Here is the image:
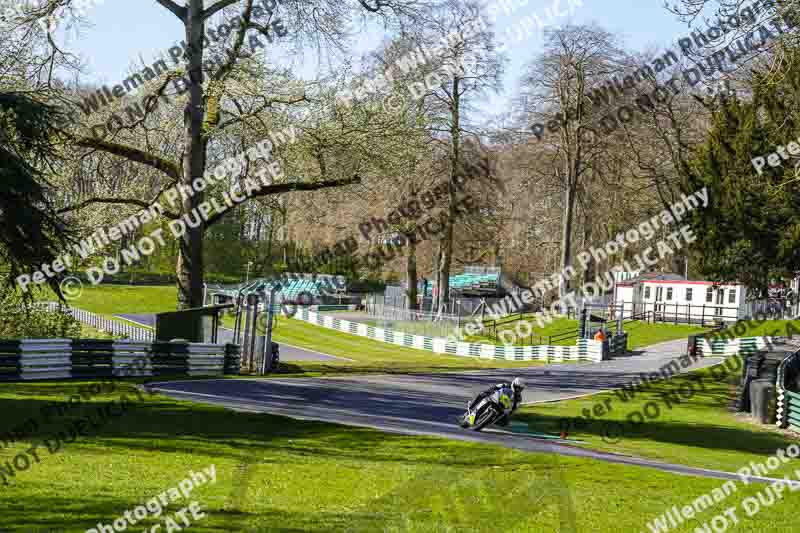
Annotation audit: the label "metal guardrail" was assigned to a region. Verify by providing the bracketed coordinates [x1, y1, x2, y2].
[0, 339, 241, 381]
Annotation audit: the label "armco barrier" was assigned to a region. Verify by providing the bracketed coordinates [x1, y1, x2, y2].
[0, 339, 238, 381]
[290, 308, 623, 362]
[112, 341, 154, 377]
[0, 341, 21, 380]
[19, 339, 72, 380]
[71, 339, 114, 377]
[224, 344, 242, 374]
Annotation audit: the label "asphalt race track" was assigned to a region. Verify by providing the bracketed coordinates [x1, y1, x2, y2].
[147, 339, 783, 484]
[116, 313, 156, 327]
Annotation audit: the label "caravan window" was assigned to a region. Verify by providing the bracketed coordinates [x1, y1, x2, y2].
[666, 288, 673, 301]
[706, 287, 713, 302]
[644, 286, 651, 299]
[729, 289, 736, 304]
[686, 288, 693, 301]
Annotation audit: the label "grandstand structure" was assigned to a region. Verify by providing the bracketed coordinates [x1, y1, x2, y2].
[422, 268, 502, 299]
[205, 273, 349, 307]
[380, 266, 524, 316]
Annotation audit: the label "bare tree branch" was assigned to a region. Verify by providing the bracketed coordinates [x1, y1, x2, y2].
[205, 174, 362, 226]
[56, 196, 178, 219]
[201, 0, 241, 20]
[357, 0, 384, 13]
[74, 137, 182, 181]
[154, 0, 188, 21]
[217, 93, 307, 130]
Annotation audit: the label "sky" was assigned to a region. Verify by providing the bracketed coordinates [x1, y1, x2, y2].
[65, 0, 693, 119]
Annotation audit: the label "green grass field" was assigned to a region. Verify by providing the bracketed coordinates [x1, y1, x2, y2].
[55, 285, 704, 352]
[43, 284, 177, 319]
[712, 319, 800, 339]
[1, 380, 798, 532]
[622, 320, 707, 349]
[517, 358, 797, 476]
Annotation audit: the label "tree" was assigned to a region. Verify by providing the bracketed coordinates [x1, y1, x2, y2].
[360, 37, 444, 310]
[14, 0, 424, 309]
[409, 0, 504, 314]
[0, 92, 73, 295]
[0, 279, 81, 338]
[680, 48, 800, 294]
[521, 24, 624, 301]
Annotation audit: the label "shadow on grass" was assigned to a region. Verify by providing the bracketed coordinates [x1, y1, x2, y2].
[0, 382, 578, 531]
[515, 371, 789, 459]
[515, 410, 789, 457]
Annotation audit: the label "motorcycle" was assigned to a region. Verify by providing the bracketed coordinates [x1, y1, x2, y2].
[459, 386, 514, 431]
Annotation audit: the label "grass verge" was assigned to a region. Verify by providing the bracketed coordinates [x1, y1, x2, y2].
[0, 380, 798, 532]
[516, 356, 798, 476]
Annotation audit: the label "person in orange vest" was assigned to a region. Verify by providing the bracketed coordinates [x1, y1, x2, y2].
[594, 328, 606, 342]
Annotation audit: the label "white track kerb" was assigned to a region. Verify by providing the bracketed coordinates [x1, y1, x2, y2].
[15, 127, 298, 295]
[86, 464, 216, 533]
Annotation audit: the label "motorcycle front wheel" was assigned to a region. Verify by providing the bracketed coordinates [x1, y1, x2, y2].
[471, 404, 499, 431]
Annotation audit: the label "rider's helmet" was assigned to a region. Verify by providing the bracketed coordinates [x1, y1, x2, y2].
[512, 377, 525, 392]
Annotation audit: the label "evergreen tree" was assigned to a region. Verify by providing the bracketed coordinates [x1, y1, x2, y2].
[681, 52, 800, 295]
[0, 92, 72, 296]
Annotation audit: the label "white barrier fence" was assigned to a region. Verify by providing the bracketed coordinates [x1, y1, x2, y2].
[42, 302, 154, 341]
[291, 308, 624, 362]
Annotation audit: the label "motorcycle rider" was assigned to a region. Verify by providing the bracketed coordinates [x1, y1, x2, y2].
[465, 377, 525, 427]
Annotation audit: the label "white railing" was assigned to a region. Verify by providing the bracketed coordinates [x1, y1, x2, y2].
[290, 307, 612, 363]
[42, 302, 155, 341]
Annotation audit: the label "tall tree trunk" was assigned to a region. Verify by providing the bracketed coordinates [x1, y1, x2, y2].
[559, 179, 576, 300]
[176, 0, 207, 309]
[406, 240, 418, 310]
[556, 63, 585, 306]
[432, 241, 442, 312]
[581, 210, 594, 305]
[437, 76, 461, 316]
[266, 217, 274, 262]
